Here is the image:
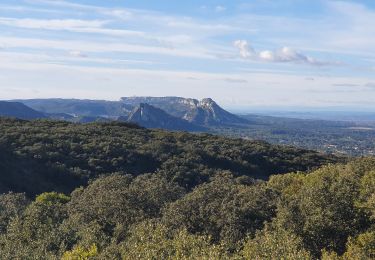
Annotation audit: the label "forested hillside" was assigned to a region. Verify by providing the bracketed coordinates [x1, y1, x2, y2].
[0, 155, 374, 259]
[2, 118, 373, 259]
[0, 118, 337, 196]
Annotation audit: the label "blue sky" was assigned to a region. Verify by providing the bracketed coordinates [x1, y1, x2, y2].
[1, 0, 375, 109]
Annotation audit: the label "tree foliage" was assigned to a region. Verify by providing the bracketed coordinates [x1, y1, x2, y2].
[0, 118, 374, 259]
[240, 225, 312, 260]
[120, 221, 226, 260]
[0, 118, 338, 195]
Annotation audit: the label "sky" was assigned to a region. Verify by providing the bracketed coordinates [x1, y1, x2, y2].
[1, 0, 375, 110]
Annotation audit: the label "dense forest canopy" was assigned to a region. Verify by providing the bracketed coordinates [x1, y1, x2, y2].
[0, 117, 338, 196]
[0, 118, 374, 259]
[0, 157, 374, 258]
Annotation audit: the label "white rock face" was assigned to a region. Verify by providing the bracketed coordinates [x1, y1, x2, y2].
[180, 98, 199, 108]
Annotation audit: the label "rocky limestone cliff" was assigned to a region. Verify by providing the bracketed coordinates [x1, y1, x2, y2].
[124, 103, 205, 131]
[121, 96, 248, 126]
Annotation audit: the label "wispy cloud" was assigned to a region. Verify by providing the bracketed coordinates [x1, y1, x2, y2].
[1, 0, 375, 107]
[0, 17, 146, 37]
[0, 17, 107, 30]
[0, 36, 216, 59]
[1, 50, 374, 107]
[24, 0, 99, 10]
[0, 4, 66, 14]
[215, 6, 226, 12]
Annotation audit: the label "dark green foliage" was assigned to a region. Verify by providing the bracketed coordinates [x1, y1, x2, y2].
[0, 192, 29, 234]
[62, 173, 184, 252]
[0, 158, 374, 258]
[0, 192, 70, 259]
[0, 138, 83, 196]
[1, 118, 374, 259]
[240, 225, 312, 259]
[0, 118, 337, 195]
[270, 158, 375, 257]
[35, 192, 70, 205]
[119, 221, 226, 259]
[162, 173, 277, 248]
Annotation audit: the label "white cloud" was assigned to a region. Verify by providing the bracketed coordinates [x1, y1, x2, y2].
[0, 51, 158, 70]
[0, 13, 244, 59]
[234, 40, 332, 65]
[233, 40, 254, 58]
[1, 56, 373, 107]
[0, 36, 216, 59]
[215, 6, 226, 12]
[22, 0, 375, 57]
[1, 0, 374, 107]
[29, 0, 254, 36]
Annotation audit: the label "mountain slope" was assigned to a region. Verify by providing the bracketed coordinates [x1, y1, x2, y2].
[0, 117, 340, 196]
[15, 99, 132, 118]
[184, 98, 249, 125]
[125, 103, 205, 131]
[13, 97, 248, 127]
[121, 96, 199, 118]
[121, 96, 248, 126]
[0, 101, 46, 120]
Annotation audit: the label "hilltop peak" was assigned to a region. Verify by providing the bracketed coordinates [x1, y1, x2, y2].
[121, 96, 248, 126]
[125, 103, 205, 131]
[200, 98, 215, 104]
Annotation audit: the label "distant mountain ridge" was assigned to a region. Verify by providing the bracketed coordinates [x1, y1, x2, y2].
[15, 98, 132, 118]
[0, 101, 47, 120]
[121, 96, 248, 126]
[10, 97, 248, 128]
